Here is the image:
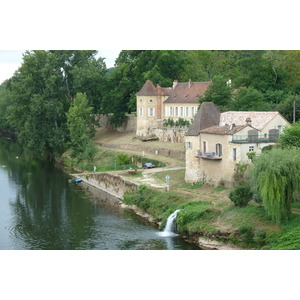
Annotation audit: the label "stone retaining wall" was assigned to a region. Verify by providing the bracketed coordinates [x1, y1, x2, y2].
[77, 172, 138, 200]
[148, 127, 188, 143]
[96, 114, 137, 133]
[103, 143, 185, 160]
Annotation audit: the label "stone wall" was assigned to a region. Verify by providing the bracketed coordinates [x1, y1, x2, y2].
[103, 143, 185, 161]
[148, 127, 188, 143]
[79, 172, 138, 200]
[96, 114, 137, 133]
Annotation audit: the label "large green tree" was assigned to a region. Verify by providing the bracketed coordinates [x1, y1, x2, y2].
[199, 75, 232, 111]
[230, 87, 269, 111]
[66, 92, 95, 158]
[251, 148, 300, 224]
[5, 50, 103, 157]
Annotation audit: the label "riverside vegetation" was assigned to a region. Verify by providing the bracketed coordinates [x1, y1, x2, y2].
[60, 127, 300, 250]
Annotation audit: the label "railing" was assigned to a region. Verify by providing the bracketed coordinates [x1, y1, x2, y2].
[232, 134, 278, 143]
[195, 151, 222, 160]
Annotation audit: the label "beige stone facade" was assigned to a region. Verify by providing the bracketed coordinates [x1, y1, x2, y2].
[185, 103, 290, 186]
[136, 79, 211, 136]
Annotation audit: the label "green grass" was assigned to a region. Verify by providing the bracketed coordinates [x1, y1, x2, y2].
[63, 148, 165, 173]
[267, 215, 300, 249]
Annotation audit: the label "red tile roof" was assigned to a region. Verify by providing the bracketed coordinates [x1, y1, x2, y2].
[136, 80, 211, 103]
[164, 81, 212, 104]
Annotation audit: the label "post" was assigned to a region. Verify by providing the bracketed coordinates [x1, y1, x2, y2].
[293, 101, 296, 123]
[166, 175, 170, 192]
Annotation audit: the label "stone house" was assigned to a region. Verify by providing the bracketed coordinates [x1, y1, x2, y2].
[185, 102, 290, 186]
[136, 79, 211, 136]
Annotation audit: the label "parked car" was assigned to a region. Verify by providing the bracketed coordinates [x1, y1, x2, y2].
[142, 162, 155, 169]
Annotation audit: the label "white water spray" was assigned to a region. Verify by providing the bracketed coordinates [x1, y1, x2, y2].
[158, 209, 181, 237]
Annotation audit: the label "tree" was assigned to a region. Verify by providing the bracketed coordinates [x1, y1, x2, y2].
[229, 87, 269, 111]
[278, 121, 300, 148]
[276, 94, 300, 123]
[5, 50, 102, 157]
[199, 75, 232, 110]
[251, 148, 300, 224]
[66, 93, 95, 158]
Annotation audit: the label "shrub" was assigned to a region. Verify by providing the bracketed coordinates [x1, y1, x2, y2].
[229, 184, 253, 207]
[238, 225, 254, 244]
[116, 153, 131, 165]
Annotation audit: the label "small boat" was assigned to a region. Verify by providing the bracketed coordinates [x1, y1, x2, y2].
[68, 178, 83, 184]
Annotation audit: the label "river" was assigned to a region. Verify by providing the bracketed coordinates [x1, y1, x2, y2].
[0, 140, 199, 250]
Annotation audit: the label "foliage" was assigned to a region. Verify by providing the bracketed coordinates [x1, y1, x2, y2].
[230, 87, 269, 111]
[278, 121, 300, 149]
[2, 50, 104, 157]
[232, 163, 249, 185]
[162, 118, 190, 127]
[268, 215, 300, 249]
[116, 153, 131, 165]
[199, 75, 232, 110]
[250, 148, 300, 224]
[229, 184, 253, 207]
[66, 92, 95, 158]
[276, 94, 300, 123]
[246, 151, 256, 162]
[261, 145, 275, 152]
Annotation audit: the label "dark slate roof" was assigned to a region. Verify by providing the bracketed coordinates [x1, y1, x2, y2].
[185, 102, 221, 136]
[164, 81, 211, 104]
[200, 124, 249, 135]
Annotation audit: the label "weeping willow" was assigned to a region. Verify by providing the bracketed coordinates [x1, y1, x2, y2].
[251, 148, 300, 224]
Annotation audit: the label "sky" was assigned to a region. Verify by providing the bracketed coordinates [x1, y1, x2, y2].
[0, 50, 121, 84]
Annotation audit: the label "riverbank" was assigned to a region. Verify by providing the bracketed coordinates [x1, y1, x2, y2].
[62, 127, 289, 250]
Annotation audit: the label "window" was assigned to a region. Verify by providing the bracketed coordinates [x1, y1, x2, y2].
[148, 108, 155, 117]
[249, 146, 254, 152]
[150, 99, 153, 102]
[139, 108, 143, 117]
[192, 107, 195, 117]
[186, 142, 192, 149]
[170, 107, 173, 117]
[186, 107, 189, 117]
[233, 148, 237, 161]
[216, 143, 222, 157]
[175, 107, 178, 117]
[181, 107, 184, 117]
[203, 141, 207, 153]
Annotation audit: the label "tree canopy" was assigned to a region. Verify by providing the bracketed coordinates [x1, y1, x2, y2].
[0, 50, 299, 157]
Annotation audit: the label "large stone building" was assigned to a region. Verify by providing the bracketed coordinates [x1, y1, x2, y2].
[185, 102, 290, 186]
[136, 79, 211, 136]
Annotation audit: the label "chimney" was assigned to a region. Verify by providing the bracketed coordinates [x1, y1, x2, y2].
[226, 78, 232, 87]
[173, 80, 178, 89]
[246, 117, 252, 126]
[188, 79, 192, 88]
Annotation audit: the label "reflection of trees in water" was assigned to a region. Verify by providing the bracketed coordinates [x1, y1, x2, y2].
[1, 140, 97, 250]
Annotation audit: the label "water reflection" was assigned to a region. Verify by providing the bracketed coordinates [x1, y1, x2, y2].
[0, 140, 199, 250]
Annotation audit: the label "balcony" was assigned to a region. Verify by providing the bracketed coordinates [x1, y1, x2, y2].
[232, 134, 279, 144]
[195, 151, 222, 160]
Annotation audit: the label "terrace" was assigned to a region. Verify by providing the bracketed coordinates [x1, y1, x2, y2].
[231, 134, 278, 144]
[195, 151, 222, 160]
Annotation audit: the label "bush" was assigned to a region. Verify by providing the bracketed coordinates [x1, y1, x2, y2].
[229, 184, 253, 207]
[238, 225, 254, 244]
[116, 153, 131, 165]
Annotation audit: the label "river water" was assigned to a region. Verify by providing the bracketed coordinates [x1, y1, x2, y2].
[0, 140, 199, 250]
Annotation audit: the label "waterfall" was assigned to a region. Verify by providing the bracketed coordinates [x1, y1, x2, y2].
[158, 210, 181, 237]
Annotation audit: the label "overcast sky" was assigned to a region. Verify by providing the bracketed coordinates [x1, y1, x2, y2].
[0, 50, 121, 84]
